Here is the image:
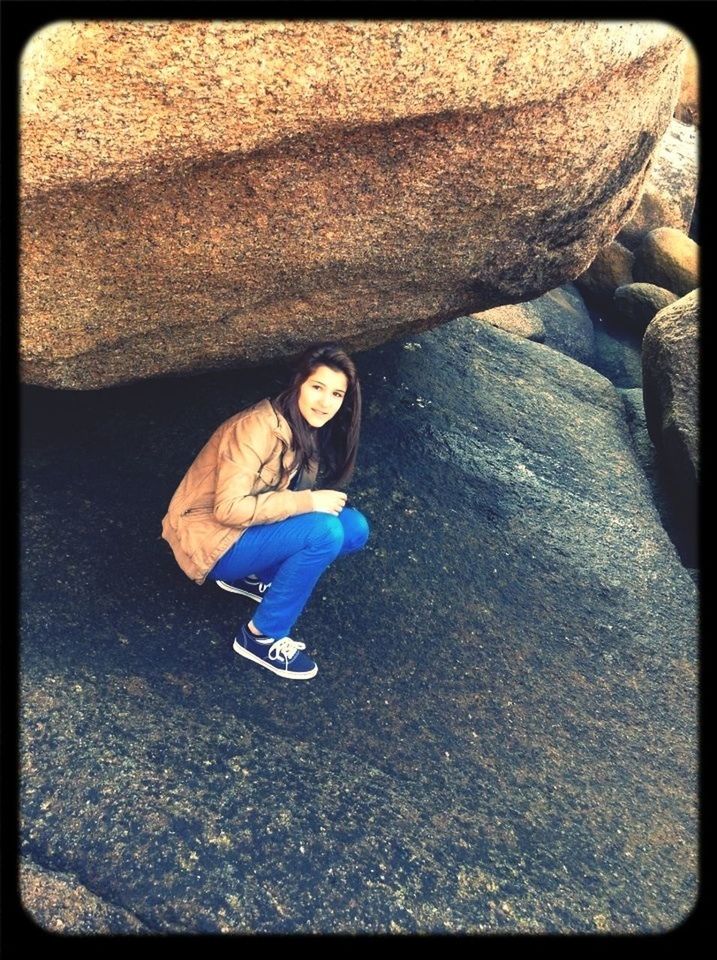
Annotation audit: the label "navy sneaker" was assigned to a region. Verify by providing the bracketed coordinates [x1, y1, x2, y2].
[216, 575, 271, 602]
[233, 623, 318, 680]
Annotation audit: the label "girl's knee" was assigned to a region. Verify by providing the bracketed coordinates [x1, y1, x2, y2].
[342, 507, 370, 551]
[307, 512, 345, 553]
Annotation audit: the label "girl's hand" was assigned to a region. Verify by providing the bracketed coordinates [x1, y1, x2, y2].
[310, 489, 348, 515]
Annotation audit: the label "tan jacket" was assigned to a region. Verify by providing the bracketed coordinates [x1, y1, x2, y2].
[161, 398, 316, 584]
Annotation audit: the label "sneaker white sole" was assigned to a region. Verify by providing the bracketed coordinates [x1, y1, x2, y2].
[232, 638, 318, 680]
[216, 580, 262, 602]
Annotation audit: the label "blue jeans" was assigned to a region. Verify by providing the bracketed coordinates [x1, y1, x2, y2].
[210, 507, 370, 638]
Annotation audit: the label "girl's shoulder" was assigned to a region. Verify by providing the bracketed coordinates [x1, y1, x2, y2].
[227, 398, 291, 444]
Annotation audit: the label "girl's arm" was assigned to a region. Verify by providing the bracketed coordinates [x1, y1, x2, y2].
[213, 415, 314, 527]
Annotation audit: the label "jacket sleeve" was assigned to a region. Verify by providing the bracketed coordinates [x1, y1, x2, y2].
[213, 415, 314, 527]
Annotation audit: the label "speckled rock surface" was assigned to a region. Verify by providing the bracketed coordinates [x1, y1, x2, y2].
[470, 305, 546, 343]
[613, 283, 678, 333]
[590, 318, 644, 390]
[641, 290, 699, 566]
[20, 318, 697, 932]
[616, 119, 699, 250]
[633, 228, 699, 298]
[20, 859, 149, 933]
[617, 388, 694, 572]
[471, 283, 594, 365]
[674, 40, 699, 126]
[20, 21, 687, 388]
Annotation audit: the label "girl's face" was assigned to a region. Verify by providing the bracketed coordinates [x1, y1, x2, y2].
[297, 364, 349, 428]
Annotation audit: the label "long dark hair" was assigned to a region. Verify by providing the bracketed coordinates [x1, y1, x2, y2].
[273, 342, 362, 488]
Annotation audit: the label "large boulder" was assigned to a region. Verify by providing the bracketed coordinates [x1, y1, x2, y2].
[20, 317, 697, 931]
[20, 21, 688, 388]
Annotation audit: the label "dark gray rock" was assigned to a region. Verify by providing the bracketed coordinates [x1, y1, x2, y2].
[20, 316, 697, 933]
[617, 387, 696, 575]
[589, 316, 644, 389]
[529, 283, 595, 364]
[472, 283, 594, 365]
[574, 241, 634, 315]
[613, 283, 678, 334]
[641, 290, 699, 568]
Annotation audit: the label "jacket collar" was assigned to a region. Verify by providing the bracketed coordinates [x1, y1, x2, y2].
[257, 397, 293, 446]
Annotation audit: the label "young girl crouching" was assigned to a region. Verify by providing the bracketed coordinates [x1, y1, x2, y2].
[161, 342, 369, 680]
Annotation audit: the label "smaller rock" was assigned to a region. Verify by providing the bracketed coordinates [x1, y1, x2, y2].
[641, 289, 699, 566]
[536, 284, 595, 365]
[613, 283, 678, 334]
[574, 241, 634, 314]
[633, 227, 699, 297]
[469, 305, 546, 343]
[470, 283, 595, 364]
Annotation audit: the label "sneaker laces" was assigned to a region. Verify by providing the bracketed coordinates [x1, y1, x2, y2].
[267, 637, 306, 666]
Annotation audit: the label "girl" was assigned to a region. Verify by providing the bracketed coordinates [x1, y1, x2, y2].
[161, 343, 369, 680]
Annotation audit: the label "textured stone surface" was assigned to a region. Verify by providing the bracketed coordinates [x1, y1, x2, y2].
[19, 21, 687, 388]
[470, 305, 546, 343]
[20, 318, 697, 932]
[641, 290, 699, 565]
[20, 859, 148, 933]
[617, 388, 694, 572]
[617, 120, 699, 250]
[471, 283, 594, 364]
[633, 228, 699, 298]
[575, 241, 635, 314]
[590, 319, 644, 390]
[674, 39, 699, 126]
[613, 283, 678, 334]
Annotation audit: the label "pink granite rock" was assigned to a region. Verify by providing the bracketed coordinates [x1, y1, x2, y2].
[20, 21, 688, 388]
[633, 228, 699, 297]
[617, 119, 699, 250]
[674, 38, 699, 126]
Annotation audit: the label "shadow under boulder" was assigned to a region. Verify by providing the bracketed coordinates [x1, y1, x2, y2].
[20, 316, 697, 933]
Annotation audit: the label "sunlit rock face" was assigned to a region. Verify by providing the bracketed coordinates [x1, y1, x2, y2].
[674, 38, 699, 126]
[20, 20, 687, 389]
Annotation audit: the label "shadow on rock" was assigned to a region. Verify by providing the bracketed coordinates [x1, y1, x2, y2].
[20, 317, 698, 933]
